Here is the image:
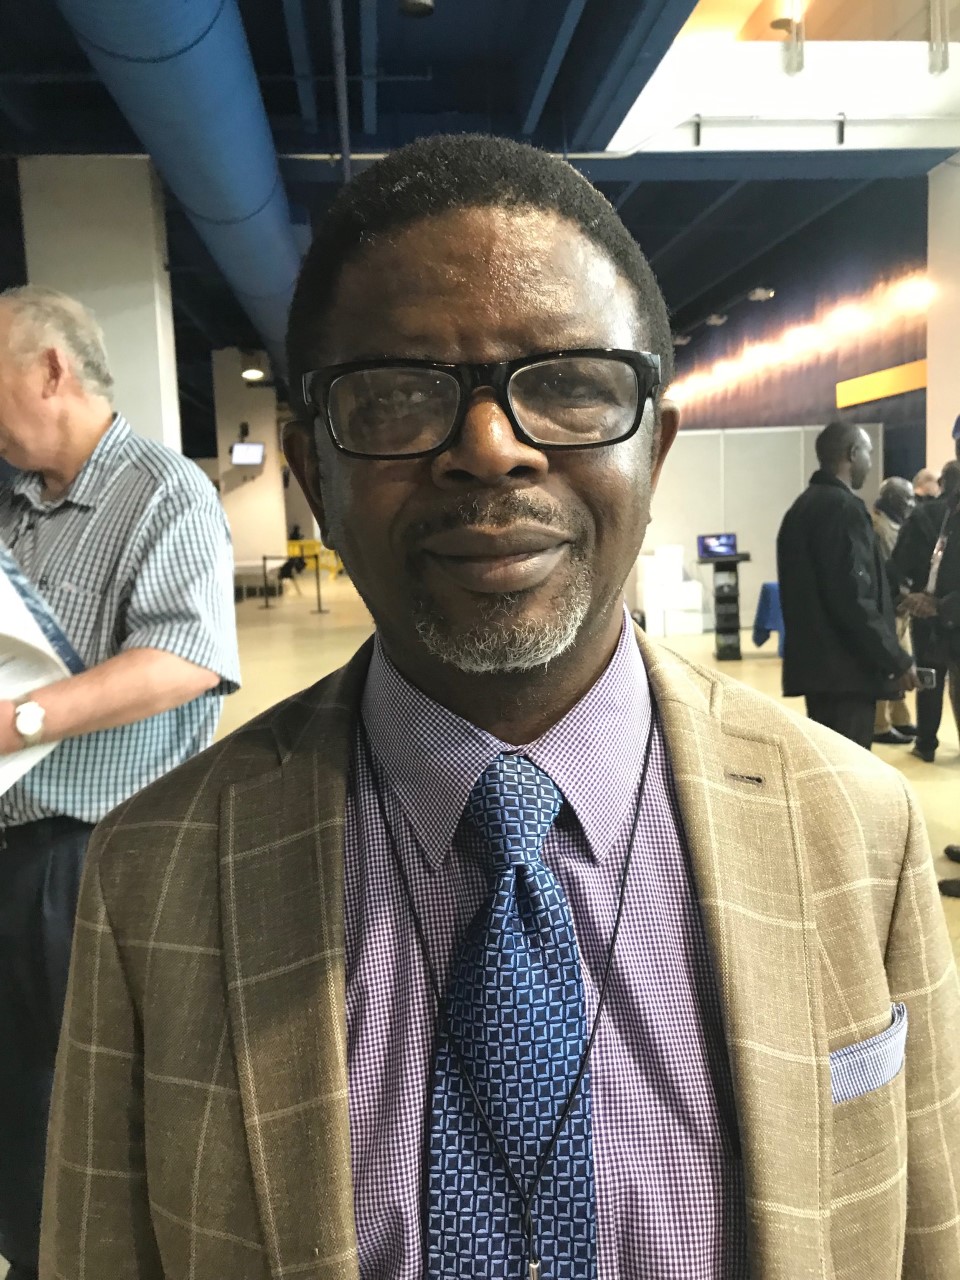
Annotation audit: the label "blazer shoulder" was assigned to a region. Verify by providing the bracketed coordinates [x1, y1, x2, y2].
[648, 637, 904, 786]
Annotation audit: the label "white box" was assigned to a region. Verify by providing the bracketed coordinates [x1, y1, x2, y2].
[665, 609, 705, 636]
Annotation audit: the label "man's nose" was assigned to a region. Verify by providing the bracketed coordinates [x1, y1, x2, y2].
[430, 392, 549, 488]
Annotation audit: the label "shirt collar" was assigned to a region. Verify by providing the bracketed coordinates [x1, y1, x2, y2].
[810, 469, 855, 496]
[12, 414, 130, 512]
[361, 609, 651, 869]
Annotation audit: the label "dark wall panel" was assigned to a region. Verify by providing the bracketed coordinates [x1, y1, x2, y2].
[0, 159, 27, 291]
[673, 178, 929, 478]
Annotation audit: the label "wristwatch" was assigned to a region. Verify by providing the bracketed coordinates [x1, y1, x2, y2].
[14, 699, 46, 748]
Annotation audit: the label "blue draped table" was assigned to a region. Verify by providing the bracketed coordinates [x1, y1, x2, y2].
[752, 582, 785, 657]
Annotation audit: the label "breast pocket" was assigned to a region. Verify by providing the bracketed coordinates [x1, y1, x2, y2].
[830, 1004, 908, 1176]
[830, 1003, 907, 1105]
[41, 581, 111, 666]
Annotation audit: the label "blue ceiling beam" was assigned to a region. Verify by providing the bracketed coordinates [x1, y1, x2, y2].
[648, 181, 746, 270]
[281, 0, 319, 134]
[280, 149, 955, 185]
[360, 0, 378, 137]
[568, 0, 700, 150]
[518, 0, 589, 137]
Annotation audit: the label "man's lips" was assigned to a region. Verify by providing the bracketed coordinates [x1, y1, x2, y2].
[417, 524, 572, 593]
[419, 524, 570, 557]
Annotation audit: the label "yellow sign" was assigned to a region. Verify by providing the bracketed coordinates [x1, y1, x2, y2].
[836, 359, 927, 409]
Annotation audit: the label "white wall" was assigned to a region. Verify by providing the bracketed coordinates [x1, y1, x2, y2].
[18, 156, 181, 451]
[645, 423, 883, 623]
[928, 159, 960, 468]
[212, 349, 287, 565]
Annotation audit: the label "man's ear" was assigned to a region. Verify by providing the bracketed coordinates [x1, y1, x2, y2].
[41, 347, 68, 399]
[650, 398, 680, 493]
[282, 419, 335, 548]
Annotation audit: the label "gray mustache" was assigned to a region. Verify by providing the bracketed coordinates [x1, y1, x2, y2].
[405, 495, 576, 543]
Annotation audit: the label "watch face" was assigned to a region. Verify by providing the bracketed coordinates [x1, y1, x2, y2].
[17, 703, 44, 737]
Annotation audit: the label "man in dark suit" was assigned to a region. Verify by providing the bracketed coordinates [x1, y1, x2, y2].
[777, 421, 917, 748]
[892, 459, 960, 765]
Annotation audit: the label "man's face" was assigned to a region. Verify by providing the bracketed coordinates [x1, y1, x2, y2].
[0, 307, 54, 470]
[850, 429, 873, 490]
[286, 206, 678, 679]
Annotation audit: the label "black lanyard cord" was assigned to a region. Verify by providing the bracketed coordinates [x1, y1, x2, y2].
[362, 712, 656, 1275]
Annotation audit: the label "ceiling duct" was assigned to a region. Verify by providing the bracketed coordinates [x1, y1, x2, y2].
[52, 0, 302, 370]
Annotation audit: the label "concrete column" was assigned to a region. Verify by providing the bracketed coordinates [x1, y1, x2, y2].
[212, 348, 287, 568]
[928, 159, 960, 467]
[17, 155, 181, 451]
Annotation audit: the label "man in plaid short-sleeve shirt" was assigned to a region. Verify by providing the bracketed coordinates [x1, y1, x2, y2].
[0, 286, 240, 1280]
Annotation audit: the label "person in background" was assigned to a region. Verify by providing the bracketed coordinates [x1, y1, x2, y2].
[892, 458, 960, 766]
[777, 421, 916, 750]
[871, 476, 917, 744]
[41, 135, 959, 1280]
[913, 467, 941, 502]
[0, 286, 241, 1280]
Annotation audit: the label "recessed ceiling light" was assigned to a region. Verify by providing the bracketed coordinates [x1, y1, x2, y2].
[748, 287, 776, 302]
[705, 314, 728, 327]
[673, 334, 692, 346]
[240, 351, 266, 382]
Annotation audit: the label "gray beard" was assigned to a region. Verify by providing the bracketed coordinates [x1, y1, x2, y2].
[326, 489, 596, 673]
[412, 558, 593, 674]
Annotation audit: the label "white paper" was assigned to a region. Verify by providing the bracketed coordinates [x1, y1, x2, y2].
[0, 553, 74, 795]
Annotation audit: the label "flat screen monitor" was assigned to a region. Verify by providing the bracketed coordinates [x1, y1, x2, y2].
[697, 532, 738, 560]
[231, 441, 265, 466]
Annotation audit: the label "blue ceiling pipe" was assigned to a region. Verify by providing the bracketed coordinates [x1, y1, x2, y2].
[52, 0, 302, 369]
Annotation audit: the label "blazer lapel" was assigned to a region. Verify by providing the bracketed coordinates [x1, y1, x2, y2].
[640, 635, 830, 1279]
[220, 644, 372, 1279]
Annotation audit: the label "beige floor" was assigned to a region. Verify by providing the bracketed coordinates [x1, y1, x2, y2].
[223, 576, 960, 960]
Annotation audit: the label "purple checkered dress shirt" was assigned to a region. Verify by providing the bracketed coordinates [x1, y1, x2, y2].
[346, 614, 748, 1278]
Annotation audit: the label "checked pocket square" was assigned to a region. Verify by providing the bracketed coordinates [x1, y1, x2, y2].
[829, 1003, 908, 1105]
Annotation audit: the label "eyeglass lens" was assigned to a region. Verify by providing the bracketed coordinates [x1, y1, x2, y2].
[325, 356, 642, 456]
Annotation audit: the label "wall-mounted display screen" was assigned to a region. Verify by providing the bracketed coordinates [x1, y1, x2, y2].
[231, 441, 265, 466]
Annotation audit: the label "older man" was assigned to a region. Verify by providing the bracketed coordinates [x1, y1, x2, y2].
[913, 467, 941, 502]
[0, 287, 240, 1280]
[42, 137, 958, 1280]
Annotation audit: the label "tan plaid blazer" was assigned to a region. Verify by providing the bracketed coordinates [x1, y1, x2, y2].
[41, 633, 960, 1280]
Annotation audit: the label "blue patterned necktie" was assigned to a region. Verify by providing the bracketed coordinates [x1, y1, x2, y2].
[426, 753, 597, 1279]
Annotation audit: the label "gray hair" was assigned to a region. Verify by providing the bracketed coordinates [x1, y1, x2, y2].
[0, 286, 114, 403]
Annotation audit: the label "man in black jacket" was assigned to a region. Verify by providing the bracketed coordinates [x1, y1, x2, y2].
[891, 458, 960, 765]
[777, 421, 916, 749]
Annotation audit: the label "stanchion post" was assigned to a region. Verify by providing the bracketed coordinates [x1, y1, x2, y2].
[313, 553, 329, 614]
[260, 556, 271, 610]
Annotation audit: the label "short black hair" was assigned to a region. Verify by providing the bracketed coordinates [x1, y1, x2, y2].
[816, 420, 866, 469]
[287, 133, 673, 399]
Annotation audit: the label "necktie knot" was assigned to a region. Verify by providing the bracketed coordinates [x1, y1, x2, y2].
[465, 754, 562, 874]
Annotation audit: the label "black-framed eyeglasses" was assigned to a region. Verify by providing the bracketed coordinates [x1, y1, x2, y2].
[301, 349, 662, 460]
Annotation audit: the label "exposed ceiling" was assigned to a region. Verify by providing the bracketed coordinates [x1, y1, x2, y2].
[0, 0, 954, 456]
